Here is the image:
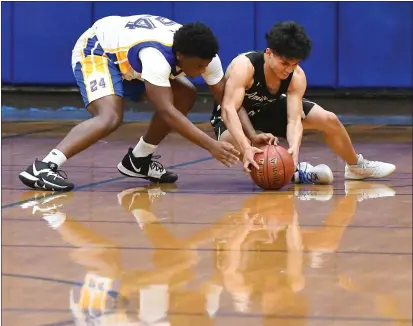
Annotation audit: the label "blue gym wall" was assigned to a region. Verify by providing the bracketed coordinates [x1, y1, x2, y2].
[1, 1, 412, 88]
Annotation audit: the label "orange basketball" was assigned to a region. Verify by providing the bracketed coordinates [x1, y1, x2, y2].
[250, 145, 296, 190]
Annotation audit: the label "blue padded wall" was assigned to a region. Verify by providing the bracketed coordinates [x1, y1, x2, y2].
[1, 2, 12, 83]
[12, 2, 92, 84]
[338, 2, 413, 87]
[2, 1, 412, 88]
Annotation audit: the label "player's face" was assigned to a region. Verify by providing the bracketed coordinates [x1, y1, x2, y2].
[176, 54, 212, 78]
[265, 49, 300, 80]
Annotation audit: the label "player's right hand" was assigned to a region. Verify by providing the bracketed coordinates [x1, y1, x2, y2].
[243, 146, 263, 173]
[251, 133, 278, 146]
[209, 140, 240, 167]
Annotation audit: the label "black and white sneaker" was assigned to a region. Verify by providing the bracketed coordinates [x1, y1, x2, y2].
[18, 159, 74, 192]
[117, 148, 178, 183]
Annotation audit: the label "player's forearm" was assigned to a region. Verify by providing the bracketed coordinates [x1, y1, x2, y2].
[160, 105, 216, 150]
[238, 107, 257, 140]
[286, 120, 303, 149]
[222, 106, 251, 152]
[146, 83, 216, 151]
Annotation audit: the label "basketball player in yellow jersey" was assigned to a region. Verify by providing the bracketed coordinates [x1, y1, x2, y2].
[18, 14, 240, 192]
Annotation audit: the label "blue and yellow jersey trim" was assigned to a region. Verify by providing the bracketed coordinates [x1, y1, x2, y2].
[104, 40, 181, 77]
[80, 35, 181, 78]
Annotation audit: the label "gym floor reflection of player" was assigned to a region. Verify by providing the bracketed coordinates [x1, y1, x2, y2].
[19, 180, 403, 325]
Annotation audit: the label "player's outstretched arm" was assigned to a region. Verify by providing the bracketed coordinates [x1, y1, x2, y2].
[221, 56, 272, 172]
[221, 56, 255, 153]
[204, 56, 259, 143]
[139, 47, 239, 167]
[286, 68, 307, 167]
[144, 81, 239, 167]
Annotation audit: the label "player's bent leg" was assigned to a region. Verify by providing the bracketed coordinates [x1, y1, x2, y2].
[218, 130, 238, 148]
[117, 77, 196, 184]
[302, 104, 396, 179]
[18, 96, 124, 192]
[214, 124, 248, 161]
[302, 103, 358, 164]
[19, 57, 124, 192]
[57, 95, 124, 158]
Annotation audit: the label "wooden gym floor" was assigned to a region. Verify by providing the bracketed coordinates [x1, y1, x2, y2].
[1, 121, 412, 326]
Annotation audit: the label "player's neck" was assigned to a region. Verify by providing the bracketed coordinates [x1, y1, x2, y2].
[263, 61, 280, 85]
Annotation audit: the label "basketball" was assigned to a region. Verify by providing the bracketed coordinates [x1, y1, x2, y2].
[250, 145, 296, 190]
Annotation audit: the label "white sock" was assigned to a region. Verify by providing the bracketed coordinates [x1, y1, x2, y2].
[132, 137, 157, 158]
[42, 149, 67, 167]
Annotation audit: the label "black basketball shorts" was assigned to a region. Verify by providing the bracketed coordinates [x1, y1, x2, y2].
[211, 96, 316, 140]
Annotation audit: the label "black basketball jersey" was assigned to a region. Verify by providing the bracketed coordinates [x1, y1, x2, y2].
[211, 51, 294, 121]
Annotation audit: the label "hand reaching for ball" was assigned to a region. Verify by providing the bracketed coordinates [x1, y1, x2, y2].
[243, 146, 263, 173]
[250, 133, 279, 146]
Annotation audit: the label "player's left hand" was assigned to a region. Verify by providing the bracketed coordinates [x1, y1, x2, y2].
[251, 133, 278, 146]
[243, 146, 263, 173]
[287, 146, 299, 168]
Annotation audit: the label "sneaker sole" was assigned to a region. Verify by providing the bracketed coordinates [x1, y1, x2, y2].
[345, 167, 396, 180]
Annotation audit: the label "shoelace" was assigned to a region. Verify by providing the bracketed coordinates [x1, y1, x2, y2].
[298, 170, 319, 184]
[147, 155, 165, 172]
[360, 159, 380, 169]
[48, 163, 68, 180]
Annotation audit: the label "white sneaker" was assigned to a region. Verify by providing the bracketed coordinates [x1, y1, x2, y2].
[293, 162, 334, 185]
[345, 154, 396, 180]
[294, 184, 334, 201]
[345, 181, 396, 202]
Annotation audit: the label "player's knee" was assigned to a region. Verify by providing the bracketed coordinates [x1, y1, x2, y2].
[98, 111, 123, 132]
[219, 130, 235, 144]
[323, 111, 341, 132]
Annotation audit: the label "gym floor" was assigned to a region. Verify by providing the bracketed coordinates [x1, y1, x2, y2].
[2, 116, 412, 325]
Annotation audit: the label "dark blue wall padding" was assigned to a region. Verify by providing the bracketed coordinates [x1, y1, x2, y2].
[2, 1, 412, 88]
[2, 1, 12, 83]
[12, 2, 93, 84]
[338, 2, 413, 87]
[93, 2, 173, 22]
[255, 1, 337, 87]
[174, 1, 255, 85]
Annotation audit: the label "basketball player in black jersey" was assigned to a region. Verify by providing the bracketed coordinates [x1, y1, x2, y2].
[211, 21, 396, 184]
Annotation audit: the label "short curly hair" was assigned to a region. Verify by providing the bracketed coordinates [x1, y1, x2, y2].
[265, 21, 312, 60]
[172, 22, 219, 60]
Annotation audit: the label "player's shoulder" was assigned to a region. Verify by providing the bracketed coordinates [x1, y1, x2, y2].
[227, 53, 255, 78]
[294, 65, 306, 77]
[288, 65, 307, 93]
[291, 65, 307, 84]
